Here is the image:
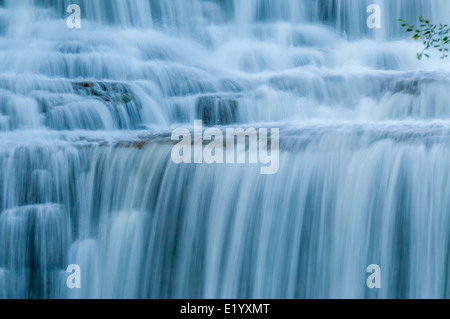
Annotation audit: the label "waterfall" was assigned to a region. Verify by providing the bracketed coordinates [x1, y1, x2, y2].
[1, 0, 450, 299]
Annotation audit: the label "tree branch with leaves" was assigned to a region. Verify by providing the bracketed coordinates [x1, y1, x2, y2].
[399, 16, 450, 60]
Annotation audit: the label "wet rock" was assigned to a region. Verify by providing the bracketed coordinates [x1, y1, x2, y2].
[73, 81, 135, 104]
[392, 79, 428, 96]
[195, 95, 238, 126]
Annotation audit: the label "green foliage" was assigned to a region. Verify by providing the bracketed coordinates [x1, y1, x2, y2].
[398, 16, 450, 60]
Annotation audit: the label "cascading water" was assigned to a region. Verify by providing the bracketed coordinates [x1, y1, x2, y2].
[1, 0, 450, 299]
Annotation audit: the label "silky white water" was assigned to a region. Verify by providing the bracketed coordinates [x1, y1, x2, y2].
[1, 0, 450, 298]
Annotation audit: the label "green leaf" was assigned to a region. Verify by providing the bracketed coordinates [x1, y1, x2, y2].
[403, 16, 450, 60]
